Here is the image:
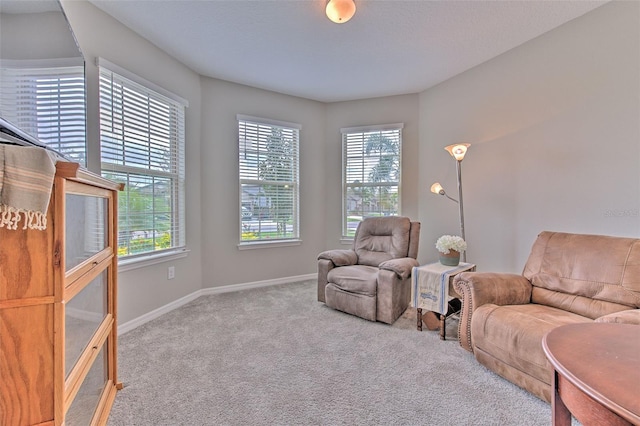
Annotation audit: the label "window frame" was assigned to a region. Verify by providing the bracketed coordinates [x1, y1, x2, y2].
[98, 59, 188, 262]
[341, 123, 403, 240]
[237, 114, 301, 248]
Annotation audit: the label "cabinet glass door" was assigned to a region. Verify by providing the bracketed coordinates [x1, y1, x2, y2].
[65, 194, 108, 271]
[65, 269, 108, 377]
[65, 345, 107, 425]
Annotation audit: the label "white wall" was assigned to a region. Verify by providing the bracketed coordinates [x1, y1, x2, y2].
[58, 0, 639, 324]
[419, 0, 640, 273]
[0, 10, 80, 60]
[197, 83, 421, 288]
[61, 0, 203, 324]
[199, 78, 327, 286]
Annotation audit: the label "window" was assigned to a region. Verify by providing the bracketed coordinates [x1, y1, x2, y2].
[0, 63, 86, 164]
[99, 61, 186, 259]
[238, 115, 300, 244]
[342, 123, 403, 238]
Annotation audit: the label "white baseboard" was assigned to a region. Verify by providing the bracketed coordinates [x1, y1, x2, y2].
[117, 273, 316, 335]
[117, 291, 201, 335]
[199, 273, 316, 296]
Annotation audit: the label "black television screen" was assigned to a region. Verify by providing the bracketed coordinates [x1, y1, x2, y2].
[0, 0, 85, 162]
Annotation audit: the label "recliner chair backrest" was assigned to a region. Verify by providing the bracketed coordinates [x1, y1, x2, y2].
[353, 216, 416, 267]
[523, 231, 640, 319]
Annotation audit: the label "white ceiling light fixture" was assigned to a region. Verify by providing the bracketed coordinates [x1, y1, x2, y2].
[326, 0, 356, 24]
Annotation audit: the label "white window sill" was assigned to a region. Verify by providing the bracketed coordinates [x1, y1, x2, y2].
[238, 239, 302, 250]
[118, 248, 190, 272]
[340, 238, 354, 245]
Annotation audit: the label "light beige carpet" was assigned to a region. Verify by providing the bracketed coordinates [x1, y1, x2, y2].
[108, 280, 570, 425]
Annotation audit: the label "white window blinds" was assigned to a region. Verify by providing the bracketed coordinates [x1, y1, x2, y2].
[342, 124, 403, 238]
[238, 115, 300, 243]
[0, 64, 86, 164]
[99, 65, 186, 258]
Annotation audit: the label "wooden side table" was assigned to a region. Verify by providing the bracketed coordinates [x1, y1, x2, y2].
[411, 262, 476, 340]
[543, 323, 640, 426]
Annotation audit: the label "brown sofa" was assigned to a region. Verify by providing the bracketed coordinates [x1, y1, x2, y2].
[453, 231, 640, 402]
[317, 216, 420, 324]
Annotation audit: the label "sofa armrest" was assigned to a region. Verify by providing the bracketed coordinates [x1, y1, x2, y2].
[379, 257, 419, 280]
[453, 272, 532, 352]
[317, 249, 358, 303]
[317, 259, 333, 302]
[376, 269, 412, 324]
[595, 309, 640, 325]
[318, 249, 358, 266]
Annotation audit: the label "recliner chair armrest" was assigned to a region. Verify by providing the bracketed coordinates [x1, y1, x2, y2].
[317, 249, 358, 266]
[453, 272, 532, 352]
[379, 258, 419, 280]
[595, 309, 640, 325]
[453, 272, 532, 306]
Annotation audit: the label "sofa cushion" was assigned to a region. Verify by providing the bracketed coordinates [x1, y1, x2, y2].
[354, 216, 411, 267]
[471, 303, 591, 385]
[523, 231, 640, 318]
[531, 287, 634, 320]
[327, 265, 378, 297]
[595, 309, 640, 325]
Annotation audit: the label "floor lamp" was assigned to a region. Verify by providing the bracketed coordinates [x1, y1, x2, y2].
[430, 143, 470, 262]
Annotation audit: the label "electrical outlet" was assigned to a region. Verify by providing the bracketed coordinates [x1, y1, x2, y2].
[167, 266, 175, 280]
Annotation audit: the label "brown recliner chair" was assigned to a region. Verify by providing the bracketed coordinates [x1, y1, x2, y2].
[453, 231, 640, 402]
[317, 216, 420, 324]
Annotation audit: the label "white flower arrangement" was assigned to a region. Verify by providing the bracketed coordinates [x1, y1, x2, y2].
[435, 235, 467, 254]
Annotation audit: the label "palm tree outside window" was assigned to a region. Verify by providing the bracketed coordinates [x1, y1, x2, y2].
[341, 124, 403, 238]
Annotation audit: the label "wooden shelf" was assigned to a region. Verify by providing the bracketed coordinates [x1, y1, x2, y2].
[0, 162, 121, 425]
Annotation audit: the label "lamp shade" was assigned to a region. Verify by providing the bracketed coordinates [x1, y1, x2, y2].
[326, 0, 356, 23]
[445, 143, 470, 161]
[430, 182, 445, 195]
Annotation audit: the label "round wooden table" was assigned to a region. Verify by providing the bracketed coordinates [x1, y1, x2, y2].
[542, 323, 640, 426]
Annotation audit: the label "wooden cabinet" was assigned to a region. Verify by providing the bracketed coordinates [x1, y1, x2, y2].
[0, 161, 122, 425]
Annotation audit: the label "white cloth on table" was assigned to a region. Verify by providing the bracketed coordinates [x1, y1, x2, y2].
[411, 262, 475, 315]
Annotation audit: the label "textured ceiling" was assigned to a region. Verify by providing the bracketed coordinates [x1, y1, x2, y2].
[87, 0, 608, 103]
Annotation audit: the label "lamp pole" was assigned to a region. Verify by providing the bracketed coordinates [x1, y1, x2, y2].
[436, 143, 470, 263]
[455, 159, 466, 262]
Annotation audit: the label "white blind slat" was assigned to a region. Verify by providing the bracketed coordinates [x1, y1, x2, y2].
[99, 65, 186, 258]
[238, 118, 300, 242]
[341, 126, 402, 238]
[0, 64, 86, 164]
